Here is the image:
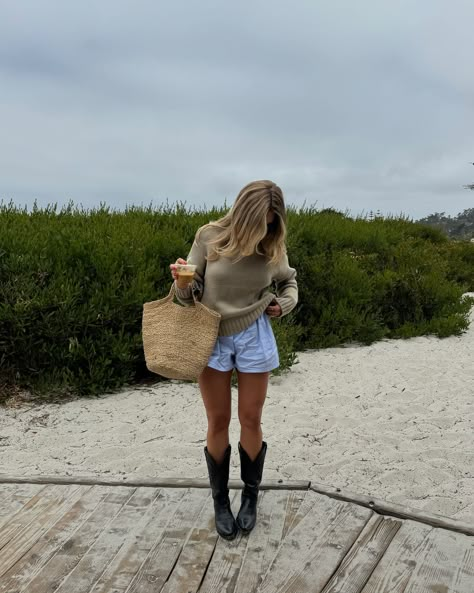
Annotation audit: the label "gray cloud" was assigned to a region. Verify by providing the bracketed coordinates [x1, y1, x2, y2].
[1, 0, 473, 219]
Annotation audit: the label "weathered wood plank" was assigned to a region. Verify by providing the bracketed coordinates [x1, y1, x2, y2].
[0, 484, 87, 578]
[21, 486, 136, 593]
[0, 474, 309, 490]
[0, 484, 58, 550]
[320, 514, 402, 593]
[233, 489, 307, 593]
[310, 481, 474, 536]
[256, 490, 373, 593]
[0, 485, 108, 593]
[198, 489, 335, 593]
[281, 488, 320, 538]
[193, 490, 251, 593]
[0, 480, 471, 593]
[126, 488, 212, 593]
[90, 488, 188, 593]
[51, 487, 167, 593]
[0, 483, 45, 530]
[159, 489, 305, 593]
[159, 491, 218, 593]
[361, 520, 474, 593]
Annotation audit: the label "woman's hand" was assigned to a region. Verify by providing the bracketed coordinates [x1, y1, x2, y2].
[266, 300, 282, 317]
[170, 258, 187, 281]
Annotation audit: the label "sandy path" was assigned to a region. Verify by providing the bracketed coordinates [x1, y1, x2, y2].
[1, 293, 473, 523]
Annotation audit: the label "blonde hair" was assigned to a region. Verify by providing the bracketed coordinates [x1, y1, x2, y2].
[197, 180, 287, 266]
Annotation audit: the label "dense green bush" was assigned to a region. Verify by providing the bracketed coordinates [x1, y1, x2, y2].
[0, 200, 473, 403]
[441, 239, 474, 291]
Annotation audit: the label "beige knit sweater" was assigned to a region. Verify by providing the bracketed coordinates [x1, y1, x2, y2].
[174, 226, 298, 336]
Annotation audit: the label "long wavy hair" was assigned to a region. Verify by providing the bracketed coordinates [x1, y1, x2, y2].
[197, 180, 287, 265]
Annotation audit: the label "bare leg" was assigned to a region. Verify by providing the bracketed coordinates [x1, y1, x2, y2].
[198, 366, 233, 463]
[236, 370, 269, 460]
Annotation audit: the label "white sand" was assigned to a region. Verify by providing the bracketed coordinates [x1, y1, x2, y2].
[1, 293, 473, 524]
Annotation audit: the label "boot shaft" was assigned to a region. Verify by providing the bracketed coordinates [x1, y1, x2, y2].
[236, 441, 267, 534]
[204, 444, 232, 501]
[238, 441, 267, 488]
[203, 445, 238, 540]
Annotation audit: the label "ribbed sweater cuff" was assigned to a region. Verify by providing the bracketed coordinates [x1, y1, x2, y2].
[275, 296, 296, 317]
[174, 281, 192, 301]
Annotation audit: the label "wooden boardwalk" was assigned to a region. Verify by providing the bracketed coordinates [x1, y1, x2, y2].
[0, 477, 473, 592]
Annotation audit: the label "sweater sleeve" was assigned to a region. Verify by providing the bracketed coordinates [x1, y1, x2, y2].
[174, 230, 207, 306]
[272, 253, 298, 317]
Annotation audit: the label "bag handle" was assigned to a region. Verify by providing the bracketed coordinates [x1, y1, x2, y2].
[166, 281, 200, 305]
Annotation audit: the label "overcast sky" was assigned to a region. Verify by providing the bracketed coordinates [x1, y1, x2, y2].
[1, 1, 473, 220]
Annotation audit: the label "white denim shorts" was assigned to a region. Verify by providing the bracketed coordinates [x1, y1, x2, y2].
[207, 313, 279, 373]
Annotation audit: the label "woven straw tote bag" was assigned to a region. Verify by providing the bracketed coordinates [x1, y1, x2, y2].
[142, 282, 221, 381]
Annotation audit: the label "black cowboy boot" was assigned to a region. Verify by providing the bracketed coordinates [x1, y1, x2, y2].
[204, 444, 239, 540]
[236, 441, 267, 533]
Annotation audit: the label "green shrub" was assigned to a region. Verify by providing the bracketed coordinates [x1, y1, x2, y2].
[269, 311, 304, 374]
[441, 239, 474, 291]
[0, 199, 473, 403]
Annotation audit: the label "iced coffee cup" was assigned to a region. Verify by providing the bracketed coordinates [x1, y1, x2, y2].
[176, 264, 196, 289]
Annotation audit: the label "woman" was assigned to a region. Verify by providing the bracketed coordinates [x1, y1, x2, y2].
[170, 180, 298, 540]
